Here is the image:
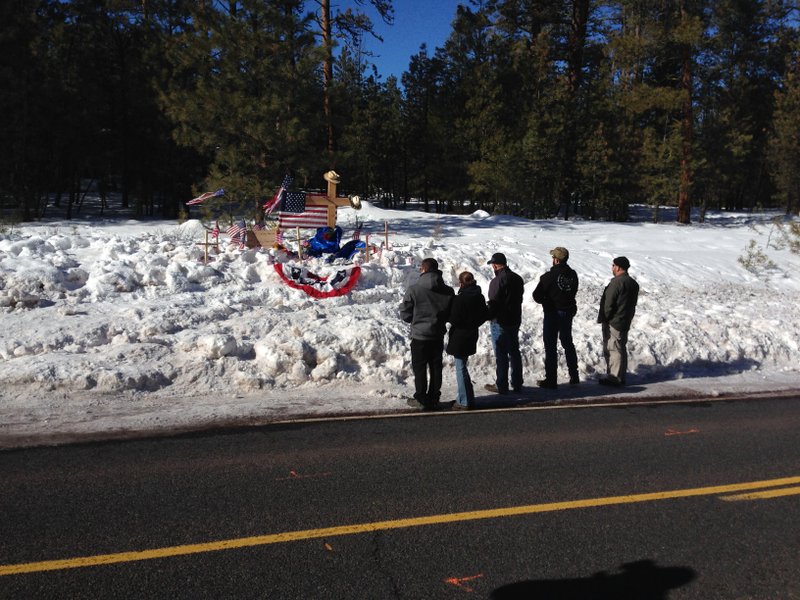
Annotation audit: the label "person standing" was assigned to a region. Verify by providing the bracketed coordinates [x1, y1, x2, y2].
[400, 257, 455, 409]
[597, 256, 640, 387]
[532, 247, 580, 389]
[447, 271, 490, 409]
[484, 253, 525, 394]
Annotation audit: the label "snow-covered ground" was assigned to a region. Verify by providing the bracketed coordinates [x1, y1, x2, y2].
[1, 200, 798, 448]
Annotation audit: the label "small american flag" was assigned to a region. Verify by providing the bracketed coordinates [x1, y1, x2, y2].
[352, 229, 362, 240]
[186, 188, 224, 206]
[263, 173, 294, 215]
[277, 206, 329, 230]
[227, 220, 246, 248]
[252, 221, 266, 231]
[211, 221, 220, 239]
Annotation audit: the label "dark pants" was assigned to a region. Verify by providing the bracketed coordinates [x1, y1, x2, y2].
[411, 338, 444, 406]
[542, 310, 579, 382]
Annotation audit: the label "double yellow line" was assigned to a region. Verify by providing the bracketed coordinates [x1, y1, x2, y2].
[2, 475, 798, 577]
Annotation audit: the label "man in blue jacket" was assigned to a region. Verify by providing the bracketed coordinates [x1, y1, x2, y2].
[400, 258, 455, 409]
[485, 252, 525, 394]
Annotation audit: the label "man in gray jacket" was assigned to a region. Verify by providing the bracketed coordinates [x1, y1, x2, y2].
[400, 258, 455, 409]
[597, 256, 640, 387]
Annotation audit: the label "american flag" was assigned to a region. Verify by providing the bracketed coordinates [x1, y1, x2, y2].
[352, 229, 362, 240]
[211, 221, 220, 239]
[252, 221, 266, 231]
[227, 220, 246, 248]
[277, 206, 329, 230]
[186, 188, 224, 206]
[281, 191, 307, 213]
[263, 173, 295, 215]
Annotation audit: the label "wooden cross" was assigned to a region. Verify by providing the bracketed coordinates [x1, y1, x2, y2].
[197, 230, 219, 264]
[303, 176, 352, 227]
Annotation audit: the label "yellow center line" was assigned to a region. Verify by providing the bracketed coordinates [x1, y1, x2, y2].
[2, 475, 799, 577]
[720, 485, 800, 501]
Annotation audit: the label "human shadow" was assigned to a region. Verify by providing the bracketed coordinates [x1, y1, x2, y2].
[490, 559, 696, 600]
[476, 384, 647, 410]
[635, 358, 761, 384]
[474, 356, 765, 410]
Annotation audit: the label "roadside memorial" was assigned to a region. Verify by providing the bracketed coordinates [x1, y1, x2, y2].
[265, 170, 361, 229]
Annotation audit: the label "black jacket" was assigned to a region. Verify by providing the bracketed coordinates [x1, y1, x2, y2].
[532, 261, 579, 315]
[598, 272, 639, 331]
[400, 270, 454, 340]
[446, 284, 490, 358]
[487, 266, 524, 328]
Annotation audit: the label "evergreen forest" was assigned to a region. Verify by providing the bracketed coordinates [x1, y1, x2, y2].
[2, 0, 800, 224]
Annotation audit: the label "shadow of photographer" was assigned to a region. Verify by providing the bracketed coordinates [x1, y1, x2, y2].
[490, 559, 696, 600]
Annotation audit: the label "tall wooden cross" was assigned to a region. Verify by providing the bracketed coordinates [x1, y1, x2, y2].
[303, 171, 352, 227]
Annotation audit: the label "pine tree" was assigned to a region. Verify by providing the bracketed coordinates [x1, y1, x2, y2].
[769, 42, 800, 216]
[159, 0, 322, 218]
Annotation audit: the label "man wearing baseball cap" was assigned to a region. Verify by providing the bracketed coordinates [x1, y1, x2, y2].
[484, 252, 525, 394]
[532, 246, 580, 389]
[597, 256, 640, 387]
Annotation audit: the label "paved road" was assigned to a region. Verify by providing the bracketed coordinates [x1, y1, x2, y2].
[1, 396, 799, 599]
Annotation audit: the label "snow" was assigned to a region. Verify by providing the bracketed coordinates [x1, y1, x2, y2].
[1, 201, 799, 448]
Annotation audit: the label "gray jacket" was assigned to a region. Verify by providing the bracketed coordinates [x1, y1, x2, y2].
[400, 270, 454, 340]
[598, 272, 639, 331]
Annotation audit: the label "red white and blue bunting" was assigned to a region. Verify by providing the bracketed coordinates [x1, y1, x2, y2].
[274, 263, 361, 299]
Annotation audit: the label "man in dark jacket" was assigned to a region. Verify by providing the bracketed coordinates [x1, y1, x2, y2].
[597, 256, 640, 387]
[400, 257, 455, 409]
[485, 252, 525, 394]
[532, 246, 580, 389]
[447, 271, 490, 409]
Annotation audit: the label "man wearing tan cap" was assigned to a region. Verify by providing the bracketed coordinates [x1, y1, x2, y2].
[532, 247, 580, 389]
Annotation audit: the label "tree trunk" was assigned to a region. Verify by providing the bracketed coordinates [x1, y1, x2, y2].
[677, 1, 693, 225]
[562, 0, 590, 217]
[321, 0, 334, 160]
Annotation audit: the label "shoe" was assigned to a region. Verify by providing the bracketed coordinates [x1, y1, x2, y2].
[598, 378, 622, 387]
[513, 386, 523, 393]
[537, 379, 558, 389]
[484, 383, 508, 394]
[452, 403, 473, 410]
[569, 376, 580, 385]
[406, 397, 427, 409]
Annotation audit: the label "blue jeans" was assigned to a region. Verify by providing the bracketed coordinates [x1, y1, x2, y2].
[542, 310, 579, 382]
[454, 356, 474, 407]
[490, 321, 523, 392]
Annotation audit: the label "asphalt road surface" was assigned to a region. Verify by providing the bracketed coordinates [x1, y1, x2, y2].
[1, 396, 799, 599]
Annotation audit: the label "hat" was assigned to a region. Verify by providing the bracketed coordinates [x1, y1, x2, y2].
[487, 252, 507, 266]
[323, 170, 341, 184]
[550, 247, 569, 260]
[613, 256, 630, 270]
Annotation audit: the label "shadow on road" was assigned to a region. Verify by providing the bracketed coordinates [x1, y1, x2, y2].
[635, 358, 761, 384]
[490, 559, 696, 599]
[477, 384, 647, 409]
